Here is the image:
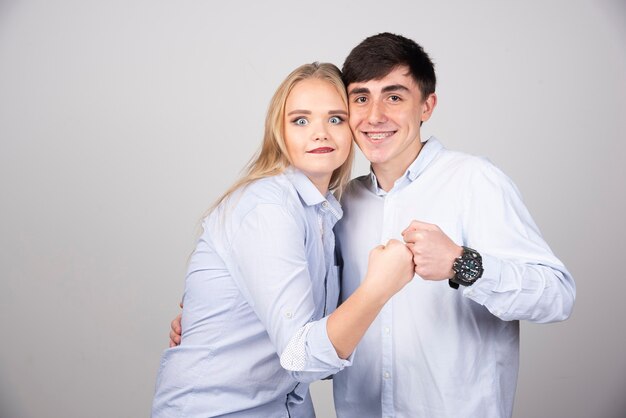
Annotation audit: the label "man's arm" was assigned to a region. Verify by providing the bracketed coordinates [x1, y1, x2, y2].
[402, 162, 575, 323]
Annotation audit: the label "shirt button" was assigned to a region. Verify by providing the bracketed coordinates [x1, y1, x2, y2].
[285, 312, 293, 319]
[383, 371, 391, 379]
[384, 327, 390, 335]
[321, 201, 329, 208]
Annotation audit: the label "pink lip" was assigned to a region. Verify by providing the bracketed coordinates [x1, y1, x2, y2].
[307, 147, 335, 154]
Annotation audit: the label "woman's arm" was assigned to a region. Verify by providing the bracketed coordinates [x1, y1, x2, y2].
[326, 239, 414, 359]
[224, 202, 413, 381]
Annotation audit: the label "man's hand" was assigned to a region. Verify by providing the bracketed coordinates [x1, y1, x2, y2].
[401, 220, 463, 281]
[169, 302, 183, 348]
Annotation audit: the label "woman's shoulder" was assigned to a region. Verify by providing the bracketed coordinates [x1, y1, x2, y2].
[214, 173, 299, 219]
[240, 174, 294, 205]
[206, 173, 305, 241]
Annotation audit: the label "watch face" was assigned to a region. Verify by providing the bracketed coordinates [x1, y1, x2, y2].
[453, 247, 484, 285]
[462, 259, 482, 280]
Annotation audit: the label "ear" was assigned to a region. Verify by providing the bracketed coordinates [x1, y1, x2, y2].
[420, 93, 437, 123]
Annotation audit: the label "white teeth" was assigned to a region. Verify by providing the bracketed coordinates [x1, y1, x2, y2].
[367, 132, 393, 140]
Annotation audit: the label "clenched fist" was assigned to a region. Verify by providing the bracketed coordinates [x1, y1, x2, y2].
[401, 220, 462, 281]
[363, 239, 416, 301]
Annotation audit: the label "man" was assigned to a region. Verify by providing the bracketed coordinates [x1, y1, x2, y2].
[171, 33, 575, 417]
[330, 32, 575, 418]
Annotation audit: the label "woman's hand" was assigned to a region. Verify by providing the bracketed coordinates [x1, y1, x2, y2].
[169, 301, 183, 348]
[362, 239, 415, 302]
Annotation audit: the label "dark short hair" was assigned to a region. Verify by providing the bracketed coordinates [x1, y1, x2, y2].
[342, 33, 436, 100]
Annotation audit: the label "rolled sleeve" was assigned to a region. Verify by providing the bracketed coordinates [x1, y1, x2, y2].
[463, 253, 504, 305]
[281, 316, 353, 383]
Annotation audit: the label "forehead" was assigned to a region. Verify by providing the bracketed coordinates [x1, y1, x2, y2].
[285, 78, 346, 109]
[347, 66, 420, 96]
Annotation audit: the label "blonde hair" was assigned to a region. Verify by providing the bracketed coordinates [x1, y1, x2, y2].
[212, 62, 354, 209]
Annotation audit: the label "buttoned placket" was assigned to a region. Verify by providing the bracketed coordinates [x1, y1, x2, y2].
[380, 191, 397, 418]
[318, 201, 328, 241]
[318, 200, 340, 317]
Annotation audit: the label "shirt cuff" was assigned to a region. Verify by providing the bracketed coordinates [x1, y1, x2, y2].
[307, 316, 354, 370]
[463, 253, 514, 304]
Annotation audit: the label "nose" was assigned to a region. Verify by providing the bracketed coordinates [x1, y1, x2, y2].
[367, 101, 386, 125]
[313, 121, 329, 141]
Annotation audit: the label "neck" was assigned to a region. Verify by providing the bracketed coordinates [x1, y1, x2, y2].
[371, 166, 402, 192]
[308, 175, 330, 196]
[372, 141, 423, 192]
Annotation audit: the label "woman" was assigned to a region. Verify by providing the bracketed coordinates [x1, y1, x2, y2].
[152, 62, 414, 418]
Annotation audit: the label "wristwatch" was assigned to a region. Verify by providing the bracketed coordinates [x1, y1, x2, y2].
[448, 246, 484, 289]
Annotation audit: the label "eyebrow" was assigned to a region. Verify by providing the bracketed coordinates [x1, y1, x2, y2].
[382, 84, 410, 93]
[348, 84, 410, 96]
[348, 87, 369, 96]
[287, 109, 348, 116]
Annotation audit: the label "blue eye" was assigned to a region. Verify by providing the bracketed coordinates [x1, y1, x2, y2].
[293, 117, 308, 126]
[329, 116, 343, 124]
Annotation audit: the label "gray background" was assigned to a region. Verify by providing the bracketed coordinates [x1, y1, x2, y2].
[1, 0, 624, 417]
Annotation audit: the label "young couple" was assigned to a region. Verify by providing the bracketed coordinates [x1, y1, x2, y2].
[153, 33, 575, 418]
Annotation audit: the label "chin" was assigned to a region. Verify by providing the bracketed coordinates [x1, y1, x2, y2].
[362, 151, 388, 165]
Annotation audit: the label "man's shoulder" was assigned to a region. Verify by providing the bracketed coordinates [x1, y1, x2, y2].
[347, 173, 371, 187]
[437, 147, 492, 168]
[434, 147, 508, 180]
[343, 174, 371, 198]
[435, 147, 520, 199]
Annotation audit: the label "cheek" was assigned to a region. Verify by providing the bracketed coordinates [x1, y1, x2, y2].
[408, 106, 423, 128]
[348, 107, 364, 126]
[336, 126, 353, 148]
[348, 116, 359, 132]
[283, 126, 298, 151]
[353, 135, 368, 151]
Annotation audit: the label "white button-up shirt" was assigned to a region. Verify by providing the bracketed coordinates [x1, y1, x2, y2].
[152, 168, 350, 418]
[333, 137, 575, 418]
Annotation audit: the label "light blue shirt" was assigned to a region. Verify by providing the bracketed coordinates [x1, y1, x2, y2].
[152, 167, 351, 418]
[333, 137, 575, 418]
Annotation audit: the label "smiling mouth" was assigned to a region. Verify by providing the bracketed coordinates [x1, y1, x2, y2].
[364, 132, 395, 140]
[307, 147, 335, 154]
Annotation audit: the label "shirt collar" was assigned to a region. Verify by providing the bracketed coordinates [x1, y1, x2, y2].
[369, 136, 444, 195]
[284, 167, 343, 218]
